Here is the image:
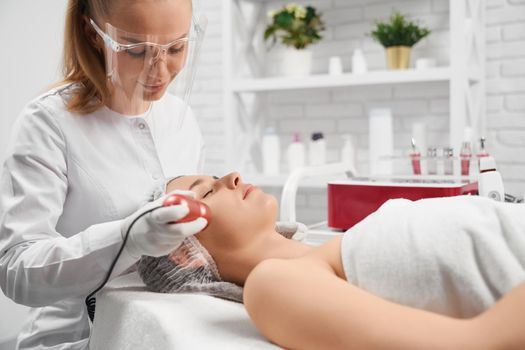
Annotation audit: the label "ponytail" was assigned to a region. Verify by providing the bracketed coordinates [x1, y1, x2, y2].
[57, 0, 110, 114]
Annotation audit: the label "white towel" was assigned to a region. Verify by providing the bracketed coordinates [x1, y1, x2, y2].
[341, 196, 525, 318]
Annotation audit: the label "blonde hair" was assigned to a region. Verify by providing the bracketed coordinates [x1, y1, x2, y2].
[58, 0, 111, 114]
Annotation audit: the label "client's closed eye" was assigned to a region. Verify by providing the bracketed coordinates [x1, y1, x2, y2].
[203, 189, 213, 198]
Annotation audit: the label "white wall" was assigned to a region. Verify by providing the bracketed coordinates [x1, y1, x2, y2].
[0, 1, 67, 159]
[0, 0, 67, 342]
[485, 0, 525, 195]
[193, 0, 525, 224]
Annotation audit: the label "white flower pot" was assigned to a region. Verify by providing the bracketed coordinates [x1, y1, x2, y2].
[281, 49, 313, 77]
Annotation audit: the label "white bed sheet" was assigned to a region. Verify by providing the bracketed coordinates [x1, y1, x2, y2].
[89, 272, 281, 350]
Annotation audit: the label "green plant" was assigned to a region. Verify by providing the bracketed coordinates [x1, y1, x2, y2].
[370, 11, 431, 48]
[264, 4, 325, 50]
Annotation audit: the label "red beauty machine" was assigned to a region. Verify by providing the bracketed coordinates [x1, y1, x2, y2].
[327, 177, 478, 230]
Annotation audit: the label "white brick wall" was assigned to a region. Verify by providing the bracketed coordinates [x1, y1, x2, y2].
[193, 0, 525, 224]
[486, 0, 525, 194]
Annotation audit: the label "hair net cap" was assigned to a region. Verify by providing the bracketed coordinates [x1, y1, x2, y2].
[138, 236, 243, 303]
[138, 219, 308, 303]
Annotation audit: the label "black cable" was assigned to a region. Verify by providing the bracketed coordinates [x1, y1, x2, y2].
[504, 193, 524, 203]
[85, 205, 163, 322]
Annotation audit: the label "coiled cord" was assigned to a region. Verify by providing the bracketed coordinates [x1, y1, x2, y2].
[85, 206, 162, 322]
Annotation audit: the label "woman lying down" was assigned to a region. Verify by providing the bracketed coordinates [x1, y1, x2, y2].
[138, 172, 525, 350]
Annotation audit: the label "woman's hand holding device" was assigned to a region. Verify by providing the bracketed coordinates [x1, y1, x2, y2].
[121, 190, 210, 258]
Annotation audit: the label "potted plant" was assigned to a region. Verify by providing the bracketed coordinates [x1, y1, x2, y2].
[264, 4, 325, 76]
[369, 11, 431, 70]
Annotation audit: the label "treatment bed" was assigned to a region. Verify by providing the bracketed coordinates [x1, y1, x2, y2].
[89, 272, 281, 349]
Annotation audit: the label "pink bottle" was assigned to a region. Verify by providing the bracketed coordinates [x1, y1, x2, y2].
[410, 138, 421, 175]
[460, 141, 472, 176]
[476, 137, 489, 172]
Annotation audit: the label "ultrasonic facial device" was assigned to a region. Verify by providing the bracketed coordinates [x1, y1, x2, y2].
[163, 194, 212, 226]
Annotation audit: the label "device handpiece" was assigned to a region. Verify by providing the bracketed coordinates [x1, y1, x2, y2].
[163, 194, 212, 228]
[478, 156, 504, 202]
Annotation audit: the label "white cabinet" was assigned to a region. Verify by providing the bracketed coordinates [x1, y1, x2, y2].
[222, 0, 486, 187]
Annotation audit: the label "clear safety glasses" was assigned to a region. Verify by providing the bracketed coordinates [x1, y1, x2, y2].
[89, 18, 191, 62]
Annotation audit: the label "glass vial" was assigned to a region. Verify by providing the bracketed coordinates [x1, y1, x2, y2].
[427, 147, 437, 175]
[460, 141, 472, 176]
[443, 147, 454, 175]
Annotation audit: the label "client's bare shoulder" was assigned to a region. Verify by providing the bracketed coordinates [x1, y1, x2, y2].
[244, 236, 347, 311]
[298, 235, 346, 280]
[244, 236, 347, 294]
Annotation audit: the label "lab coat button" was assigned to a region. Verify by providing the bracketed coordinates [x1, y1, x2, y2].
[138, 123, 146, 130]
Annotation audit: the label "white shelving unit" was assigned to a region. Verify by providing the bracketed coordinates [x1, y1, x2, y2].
[222, 0, 486, 187]
[233, 67, 455, 92]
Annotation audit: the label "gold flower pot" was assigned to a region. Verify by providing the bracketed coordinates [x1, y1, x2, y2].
[385, 46, 411, 70]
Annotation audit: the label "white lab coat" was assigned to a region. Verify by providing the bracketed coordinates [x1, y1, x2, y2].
[0, 84, 205, 349]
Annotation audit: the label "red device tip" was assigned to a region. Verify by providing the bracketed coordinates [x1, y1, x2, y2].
[163, 194, 212, 227]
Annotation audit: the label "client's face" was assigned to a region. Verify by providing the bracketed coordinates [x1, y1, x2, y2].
[166, 172, 278, 253]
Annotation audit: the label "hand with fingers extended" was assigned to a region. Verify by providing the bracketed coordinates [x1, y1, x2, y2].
[121, 190, 208, 258]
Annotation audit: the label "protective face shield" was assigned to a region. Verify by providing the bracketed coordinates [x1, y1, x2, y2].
[90, 1, 206, 126]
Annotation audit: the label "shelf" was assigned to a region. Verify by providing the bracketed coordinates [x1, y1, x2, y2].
[224, 0, 486, 177]
[243, 173, 347, 188]
[232, 67, 456, 93]
[303, 221, 344, 246]
[244, 173, 477, 188]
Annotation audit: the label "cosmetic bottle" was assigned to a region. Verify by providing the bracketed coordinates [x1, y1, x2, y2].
[329, 56, 343, 76]
[460, 141, 472, 176]
[352, 48, 368, 75]
[309, 132, 326, 166]
[427, 147, 437, 175]
[410, 138, 421, 175]
[262, 127, 280, 175]
[286, 133, 306, 173]
[341, 134, 356, 173]
[436, 147, 445, 175]
[369, 109, 393, 175]
[443, 147, 454, 175]
[476, 137, 489, 170]
[412, 122, 427, 174]
[478, 156, 504, 202]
